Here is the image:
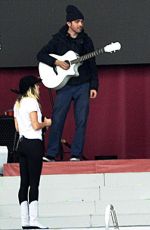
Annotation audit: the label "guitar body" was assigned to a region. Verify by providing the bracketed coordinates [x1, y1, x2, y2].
[38, 42, 121, 89]
[39, 50, 81, 89]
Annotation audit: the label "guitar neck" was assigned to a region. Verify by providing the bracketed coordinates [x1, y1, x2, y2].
[71, 48, 104, 65]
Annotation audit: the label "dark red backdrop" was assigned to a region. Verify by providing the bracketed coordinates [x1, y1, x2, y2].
[0, 65, 150, 160]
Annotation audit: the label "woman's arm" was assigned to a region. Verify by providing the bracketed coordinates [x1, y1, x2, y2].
[14, 117, 19, 132]
[30, 111, 51, 130]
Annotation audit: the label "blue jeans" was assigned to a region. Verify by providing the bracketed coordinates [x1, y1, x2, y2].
[47, 83, 90, 158]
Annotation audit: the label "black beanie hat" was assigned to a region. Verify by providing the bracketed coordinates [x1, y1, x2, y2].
[11, 75, 42, 95]
[66, 5, 84, 22]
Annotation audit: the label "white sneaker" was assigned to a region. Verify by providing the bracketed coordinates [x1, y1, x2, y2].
[42, 156, 55, 162]
[70, 157, 80, 161]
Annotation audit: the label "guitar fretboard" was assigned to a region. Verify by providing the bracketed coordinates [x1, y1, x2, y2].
[71, 48, 104, 65]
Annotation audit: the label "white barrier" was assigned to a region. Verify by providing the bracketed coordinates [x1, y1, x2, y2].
[0, 146, 8, 175]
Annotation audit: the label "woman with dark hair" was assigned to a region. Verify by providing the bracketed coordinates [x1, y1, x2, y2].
[13, 75, 51, 229]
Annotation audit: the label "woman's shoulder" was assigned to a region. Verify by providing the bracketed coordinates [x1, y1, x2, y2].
[22, 97, 38, 105]
[23, 97, 36, 101]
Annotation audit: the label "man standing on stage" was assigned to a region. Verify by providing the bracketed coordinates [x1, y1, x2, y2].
[37, 5, 99, 161]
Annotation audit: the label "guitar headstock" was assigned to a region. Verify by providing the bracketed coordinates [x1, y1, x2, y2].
[104, 42, 121, 53]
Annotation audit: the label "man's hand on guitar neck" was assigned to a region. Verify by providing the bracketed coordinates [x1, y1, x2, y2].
[55, 59, 70, 70]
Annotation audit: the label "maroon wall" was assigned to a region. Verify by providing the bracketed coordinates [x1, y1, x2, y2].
[0, 65, 150, 160]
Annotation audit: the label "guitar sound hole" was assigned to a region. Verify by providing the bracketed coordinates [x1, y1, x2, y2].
[53, 66, 58, 75]
[65, 60, 70, 67]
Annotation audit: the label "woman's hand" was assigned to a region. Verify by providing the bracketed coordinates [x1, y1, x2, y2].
[43, 117, 52, 128]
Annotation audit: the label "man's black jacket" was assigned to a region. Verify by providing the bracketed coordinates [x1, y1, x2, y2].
[37, 25, 99, 91]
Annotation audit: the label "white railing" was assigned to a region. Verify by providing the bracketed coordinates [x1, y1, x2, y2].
[105, 204, 120, 230]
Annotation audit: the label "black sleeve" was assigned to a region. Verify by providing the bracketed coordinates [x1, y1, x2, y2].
[37, 38, 57, 67]
[85, 37, 99, 91]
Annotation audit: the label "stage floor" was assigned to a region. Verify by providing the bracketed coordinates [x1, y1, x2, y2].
[3, 159, 150, 176]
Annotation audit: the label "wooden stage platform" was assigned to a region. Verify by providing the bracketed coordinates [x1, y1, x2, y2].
[3, 159, 150, 176]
